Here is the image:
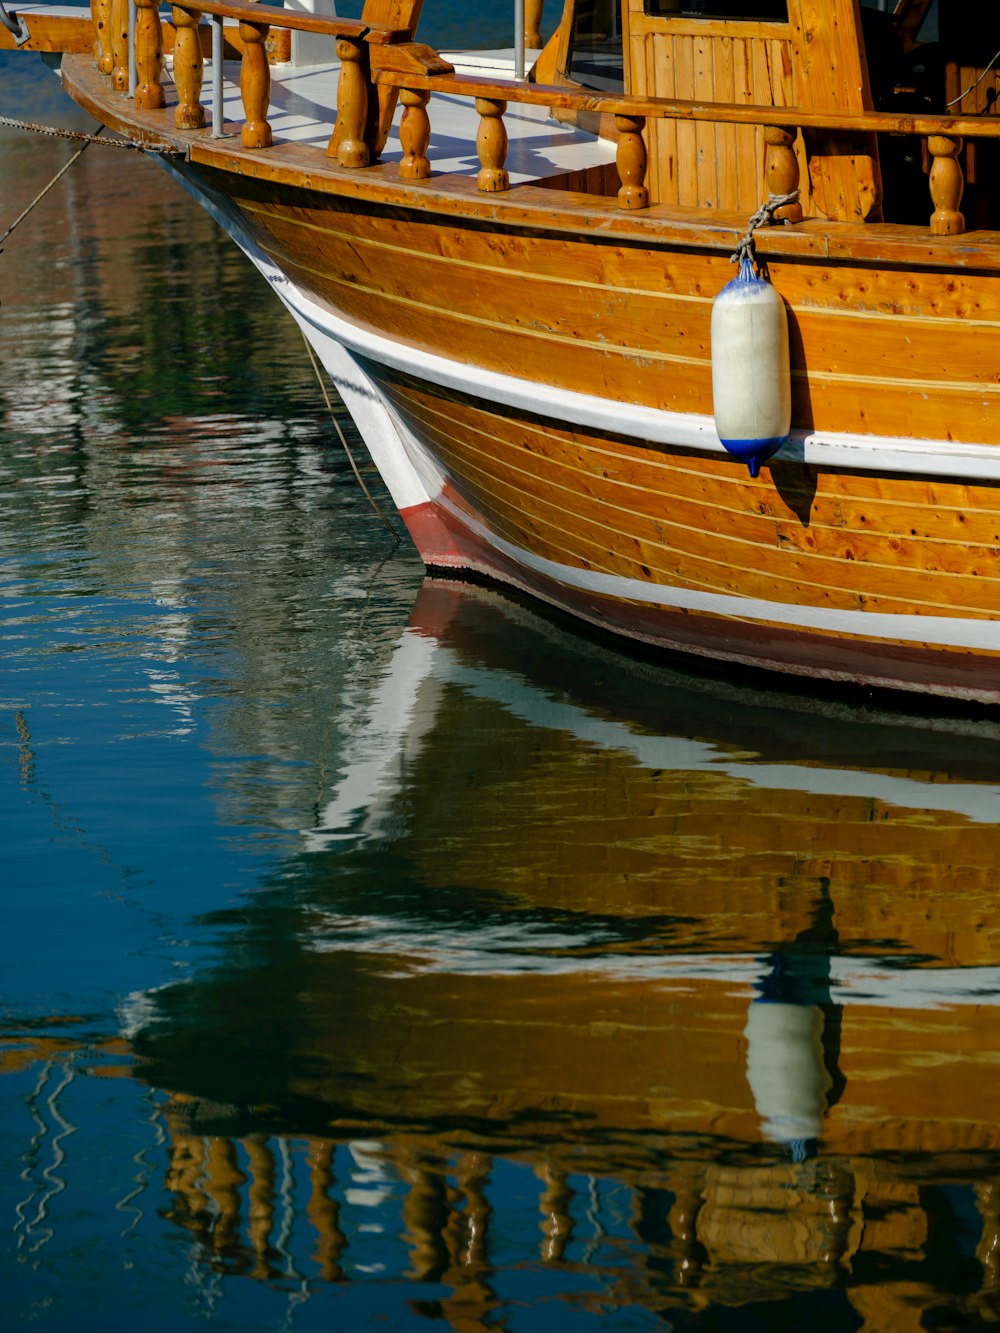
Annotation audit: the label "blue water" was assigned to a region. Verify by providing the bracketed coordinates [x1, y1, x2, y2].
[4, 6, 1000, 1329]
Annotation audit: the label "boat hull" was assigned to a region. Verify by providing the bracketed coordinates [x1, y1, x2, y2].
[166, 159, 1000, 702]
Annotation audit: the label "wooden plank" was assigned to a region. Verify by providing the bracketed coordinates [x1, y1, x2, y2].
[673, 34, 697, 207]
[367, 72, 1000, 142]
[247, 198, 1000, 396]
[626, 14, 790, 42]
[391, 383, 1000, 572]
[649, 32, 673, 204]
[0, 11, 93, 52]
[385, 382, 1000, 616]
[200, 162, 1000, 442]
[398, 379, 1000, 554]
[693, 31, 716, 208]
[787, 0, 882, 222]
[715, 38, 739, 212]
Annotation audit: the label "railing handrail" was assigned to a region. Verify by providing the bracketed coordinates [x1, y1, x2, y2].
[101, 4, 974, 235]
[375, 62, 1000, 143]
[168, 0, 409, 44]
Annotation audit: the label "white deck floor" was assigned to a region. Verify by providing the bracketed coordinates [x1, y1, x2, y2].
[183, 47, 618, 183]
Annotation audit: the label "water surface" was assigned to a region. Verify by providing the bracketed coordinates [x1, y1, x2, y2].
[4, 12, 1000, 1331]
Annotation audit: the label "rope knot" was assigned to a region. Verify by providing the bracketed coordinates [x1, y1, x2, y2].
[731, 189, 800, 270]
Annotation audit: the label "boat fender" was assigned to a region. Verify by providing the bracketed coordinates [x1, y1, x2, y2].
[710, 259, 791, 479]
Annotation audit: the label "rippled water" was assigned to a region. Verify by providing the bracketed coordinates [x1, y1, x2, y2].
[4, 11, 1000, 1331]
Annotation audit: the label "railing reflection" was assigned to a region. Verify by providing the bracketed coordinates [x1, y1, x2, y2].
[146, 1102, 1000, 1322]
[10, 1049, 1000, 1324]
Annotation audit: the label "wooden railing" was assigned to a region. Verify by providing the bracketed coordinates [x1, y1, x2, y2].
[92, 0, 1000, 236]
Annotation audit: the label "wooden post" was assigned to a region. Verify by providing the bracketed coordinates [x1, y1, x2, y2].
[91, 0, 113, 74]
[332, 36, 371, 167]
[928, 134, 965, 235]
[615, 113, 648, 210]
[109, 0, 129, 92]
[399, 87, 431, 179]
[201, 1137, 245, 1255]
[476, 97, 508, 193]
[134, 0, 165, 110]
[763, 126, 803, 222]
[171, 6, 206, 129]
[306, 1139, 346, 1282]
[245, 1135, 276, 1280]
[239, 14, 272, 148]
[525, 0, 543, 49]
[537, 1162, 574, 1263]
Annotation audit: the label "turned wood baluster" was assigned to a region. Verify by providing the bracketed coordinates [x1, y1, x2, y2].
[330, 36, 370, 167]
[525, 0, 543, 49]
[615, 113, 648, 209]
[134, 0, 165, 110]
[240, 14, 272, 148]
[763, 125, 803, 221]
[92, 0, 113, 74]
[109, 0, 129, 91]
[399, 88, 431, 180]
[476, 98, 508, 192]
[171, 6, 206, 128]
[929, 134, 965, 235]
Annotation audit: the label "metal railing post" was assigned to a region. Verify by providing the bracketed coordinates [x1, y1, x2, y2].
[514, 0, 524, 81]
[212, 13, 224, 135]
[127, 0, 137, 96]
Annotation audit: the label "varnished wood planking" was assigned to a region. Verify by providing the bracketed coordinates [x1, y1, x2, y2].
[230, 184, 1000, 442]
[282, 243, 1000, 440]
[227, 174, 1000, 341]
[623, 0, 798, 213]
[391, 373, 1000, 545]
[238, 188, 1000, 344]
[787, 0, 882, 222]
[380, 375, 1000, 620]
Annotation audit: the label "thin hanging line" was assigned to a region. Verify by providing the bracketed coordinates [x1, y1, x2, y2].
[300, 329, 401, 545]
[0, 129, 104, 250]
[945, 46, 1000, 108]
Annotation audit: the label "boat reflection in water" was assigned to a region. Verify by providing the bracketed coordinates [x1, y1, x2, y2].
[11, 578, 1000, 1327]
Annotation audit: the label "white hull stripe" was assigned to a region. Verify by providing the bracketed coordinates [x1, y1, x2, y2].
[165, 161, 1000, 486]
[432, 491, 1000, 652]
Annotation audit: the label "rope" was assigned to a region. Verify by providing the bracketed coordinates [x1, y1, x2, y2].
[300, 329, 402, 545]
[0, 114, 158, 150]
[730, 189, 800, 268]
[945, 45, 1000, 108]
[0, 127, 107, 249]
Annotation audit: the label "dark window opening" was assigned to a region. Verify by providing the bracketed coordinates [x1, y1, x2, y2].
[568, 1, 625, 93]
[643, 2, 788, 18]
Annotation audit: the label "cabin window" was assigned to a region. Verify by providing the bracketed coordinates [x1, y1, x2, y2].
[642, 2, 787, 17]
[567, 0, 625, 92]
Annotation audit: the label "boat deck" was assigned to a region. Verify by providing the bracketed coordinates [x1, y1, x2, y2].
[142, 43, 619, 184]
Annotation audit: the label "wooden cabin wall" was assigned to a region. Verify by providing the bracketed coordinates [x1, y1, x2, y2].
[621, 2, 807, 215]
[787, 0, 882, 222]
[621, 0, 882, 223]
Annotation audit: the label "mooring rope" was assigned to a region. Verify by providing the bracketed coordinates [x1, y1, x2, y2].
[0, 128, 106, 249]
[300, 329, 402, 545]
[0, 117, 175, 251]
[731, 189, 801, 268]
[0, 114, 155, 149]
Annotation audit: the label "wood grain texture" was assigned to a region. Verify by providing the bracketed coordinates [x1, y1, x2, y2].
[787, 0, 882, 222]
[203, 166, 1000, 446]
[376, 368, 1000, 626]
[171, 6, 205, 130]
[623, 0, 799, 213]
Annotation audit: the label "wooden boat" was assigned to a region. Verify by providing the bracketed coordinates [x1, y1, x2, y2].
[5, 0, 1000, 700]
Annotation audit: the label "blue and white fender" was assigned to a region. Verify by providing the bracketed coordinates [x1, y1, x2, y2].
[711, 258, 791, 478]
